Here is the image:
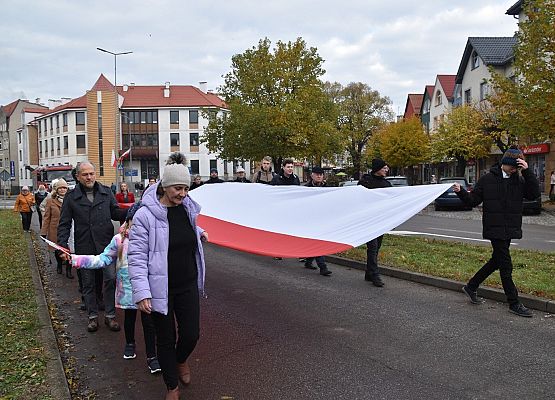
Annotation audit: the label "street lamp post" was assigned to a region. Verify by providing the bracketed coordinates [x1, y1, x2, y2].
[96, 47, 132, 185]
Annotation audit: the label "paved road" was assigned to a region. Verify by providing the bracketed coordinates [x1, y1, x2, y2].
[395, 212, 555, 252]
[37, 233, 555, 400]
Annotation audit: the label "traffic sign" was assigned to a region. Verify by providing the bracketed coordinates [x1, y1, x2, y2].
[117, 163, 124, 170]
[124, 169, 138, 176]
[0, 170, 10, 181]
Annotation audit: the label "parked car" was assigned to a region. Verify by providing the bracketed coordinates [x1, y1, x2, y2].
[522, 196, 542, 215]
[340, 180, 359, 187]
[385, 176, 409, 186]
[434, 177, 472, 211]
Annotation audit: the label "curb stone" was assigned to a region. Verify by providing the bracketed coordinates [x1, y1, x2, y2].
[326, 255, 555, 314]
[27, 234, 72, 400]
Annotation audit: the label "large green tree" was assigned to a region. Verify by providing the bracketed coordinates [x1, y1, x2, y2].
[489, 0, 555, 143]
[431, 106, 492, 176]
[378, 117, 430, 179]
[202, 38, 341, 170]
[325, 82, 393, 177]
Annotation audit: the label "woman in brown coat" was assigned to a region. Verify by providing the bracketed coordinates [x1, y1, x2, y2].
[40, 179, 72, 278]
[13, 186, 35, 232]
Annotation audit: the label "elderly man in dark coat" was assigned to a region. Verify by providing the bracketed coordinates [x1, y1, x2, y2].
[58, 161, 127, 332]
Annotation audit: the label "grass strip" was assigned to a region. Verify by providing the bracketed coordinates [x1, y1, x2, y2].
[338, 234, 555, 300]
[0, 210, 52, 399]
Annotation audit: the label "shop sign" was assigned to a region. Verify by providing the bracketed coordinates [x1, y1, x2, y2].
[521, 143, 550, 155]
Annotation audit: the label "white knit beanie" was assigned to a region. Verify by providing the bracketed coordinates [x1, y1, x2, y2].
[161, 152, 191, 188]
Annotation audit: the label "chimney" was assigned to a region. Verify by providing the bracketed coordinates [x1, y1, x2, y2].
[123, 84, 129, 92]
[130, 82, 135, 87]
[60, 97, 71, 105]
[164, 81, 170, 98]
[199, 81, 207, 93]
[48, 99, 62, 109]
[35, 98, 41, 104]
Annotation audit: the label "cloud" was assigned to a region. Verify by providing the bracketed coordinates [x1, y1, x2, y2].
[0, 0, 519, 114]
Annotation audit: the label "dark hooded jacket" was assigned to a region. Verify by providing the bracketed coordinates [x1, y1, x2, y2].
[456, 164, 540, 240]
[357, 173, 392, 190]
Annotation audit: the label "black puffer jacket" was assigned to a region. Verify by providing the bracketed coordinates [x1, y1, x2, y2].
[456, 164, 540, 240]
[58, 182, 127, 254]
[357, 173, 392, 189]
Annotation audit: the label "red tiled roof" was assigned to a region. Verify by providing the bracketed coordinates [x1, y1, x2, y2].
[425, 85, 434, 98]
[40, 95, 87, 117]
[437, 75, 456, 101]
[91, 74, 115, 91]
[23, 107, 48, 114]
[1, 99, 20, 117]
[403, 94, 423, 119]
[118, 85, 226, 108]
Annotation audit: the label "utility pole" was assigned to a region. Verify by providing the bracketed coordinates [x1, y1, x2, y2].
[96, 47, 132, 185]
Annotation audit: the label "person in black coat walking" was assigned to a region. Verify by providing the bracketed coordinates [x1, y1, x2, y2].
[58, 161, 128, 332]
[357, 158, 392, 287]
[454, 147, 540, 318]
[34, 184, 48, 229]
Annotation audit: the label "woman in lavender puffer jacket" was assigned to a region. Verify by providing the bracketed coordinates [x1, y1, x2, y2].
[128, 153, 207, 400]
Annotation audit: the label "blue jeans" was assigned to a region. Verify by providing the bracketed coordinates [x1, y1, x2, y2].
[305, 256, 326, 269]
[81, 263, 116, 318]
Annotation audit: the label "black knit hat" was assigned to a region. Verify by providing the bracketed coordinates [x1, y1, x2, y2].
[371, 158, 387, 173]
[500, 147, 523, 167]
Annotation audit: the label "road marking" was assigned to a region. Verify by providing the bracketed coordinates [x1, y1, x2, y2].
[429, 227, 481, 236]
[389, 230, 519, 246]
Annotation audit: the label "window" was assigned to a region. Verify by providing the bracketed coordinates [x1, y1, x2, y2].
[44, 119, 48, 132]
[18, 132, 21, 144]
[39, 141, 42, 157]
[190, 132, 199, 147]
[435, 91, 442, 106]
[44, 140, 48, 155]
[471, 52, 480, 69]
[63, 136, 68, 154]
[63, 113, 67, 126]
[76, 112, 85, 125]
[170, 133, 180, 147]
[464, 89, 472, 105]
[423, 99, 430, 114]
[433, 116, 439, 130]
[190, 160, 199, 174]
[56, 115, 60, 128]
[480, 82, 489, 101]
[189, 110, 198, 124]
[50, 117, 53, 131]
[19, 150, 22, 161]
[38, 121, 42, 134]
[57, 137, 60, 154]
[170, 111, 179, 124]
[50, 138, 54, 155]
[76, 134, 86, 149]
[209, 159, 217, 171]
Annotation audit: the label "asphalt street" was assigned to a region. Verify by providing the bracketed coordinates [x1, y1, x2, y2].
[394, 212, 555, 252]
[39, 234, 555, 400]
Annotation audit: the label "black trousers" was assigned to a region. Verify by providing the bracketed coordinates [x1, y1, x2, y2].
[151, 284, 199, 390]
[20, 212, 32, 231]
[124, 309, 156, 359]
[366, 235, 384, 278]
[37, 210, 43, 229]
[467, 239, 519, 305]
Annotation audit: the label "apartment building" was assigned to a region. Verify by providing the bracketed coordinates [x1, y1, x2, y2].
[36, 75, 233, 187]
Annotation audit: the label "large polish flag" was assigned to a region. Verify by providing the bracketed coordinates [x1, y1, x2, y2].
[189, 183, 452, 258]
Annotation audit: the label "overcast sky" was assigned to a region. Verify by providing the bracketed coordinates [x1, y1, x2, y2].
[0, 0, 519, 114]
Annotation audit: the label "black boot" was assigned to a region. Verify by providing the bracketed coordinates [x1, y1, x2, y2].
[66, 264, 74, 279]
